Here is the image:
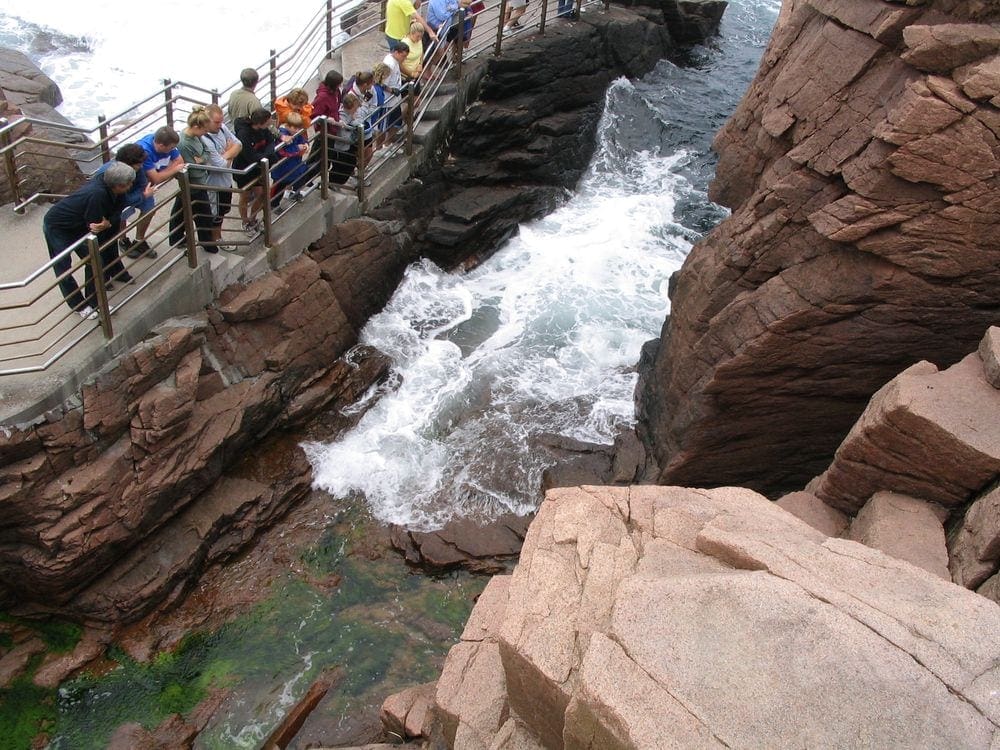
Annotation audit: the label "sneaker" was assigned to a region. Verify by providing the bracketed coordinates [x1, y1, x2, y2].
[78, 305, 98, 320]
[104, 282, 115, 292]
[202, 245, 220, 254]
[242, 220, 260, 236]
[288, 190, 304, 202]
[125, 240, 156, 260]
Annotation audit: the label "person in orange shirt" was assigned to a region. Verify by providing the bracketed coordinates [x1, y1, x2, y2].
[274, 88, 314, 130]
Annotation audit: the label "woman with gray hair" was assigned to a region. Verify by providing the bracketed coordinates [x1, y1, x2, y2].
[42, 162, 135, 319]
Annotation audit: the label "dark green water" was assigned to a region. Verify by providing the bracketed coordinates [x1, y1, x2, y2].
[1, 501, 486, 749]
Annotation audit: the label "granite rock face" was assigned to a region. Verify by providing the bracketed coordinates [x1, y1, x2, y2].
[637, 0, 1000, 496]
[0, 220, 406, 622]
[434, 485, 1000, 749]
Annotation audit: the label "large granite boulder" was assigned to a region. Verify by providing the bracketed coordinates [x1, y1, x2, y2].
[0, 47, 85, 207]
[807, 332, 1000, 513]
[434, 485, 1000, 748]
[636, 0, 1000, 496]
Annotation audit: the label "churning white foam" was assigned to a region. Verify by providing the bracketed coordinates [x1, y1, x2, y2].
[304, 79, 696, 530]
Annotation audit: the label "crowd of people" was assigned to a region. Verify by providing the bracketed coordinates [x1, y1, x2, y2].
[42, 0, 576, 319]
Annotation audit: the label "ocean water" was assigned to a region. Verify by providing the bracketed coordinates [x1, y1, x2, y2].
[304, 0, 782, 530]
[0, 1, 319, 126]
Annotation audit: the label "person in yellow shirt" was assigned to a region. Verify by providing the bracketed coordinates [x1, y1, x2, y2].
[385, 0, 437, 51]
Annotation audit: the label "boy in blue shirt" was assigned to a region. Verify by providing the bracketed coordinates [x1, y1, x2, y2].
[121, 126, 185, 259]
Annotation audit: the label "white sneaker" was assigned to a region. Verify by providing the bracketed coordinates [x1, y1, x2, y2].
[78, 306, 98, 320]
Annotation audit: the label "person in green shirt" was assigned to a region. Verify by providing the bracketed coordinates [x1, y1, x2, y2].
[169, 108, 218, 252]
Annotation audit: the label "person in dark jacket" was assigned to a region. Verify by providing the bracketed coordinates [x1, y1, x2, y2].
[232, 108, 279, 234]
[43, 162, 134, 318]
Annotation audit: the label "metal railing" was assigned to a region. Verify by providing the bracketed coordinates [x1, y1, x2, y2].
[0, 0, 608, 376]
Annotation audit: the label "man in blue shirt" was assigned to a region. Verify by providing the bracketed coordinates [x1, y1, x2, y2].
[426, 0, 471, 42]
[121, 126, 185, 259]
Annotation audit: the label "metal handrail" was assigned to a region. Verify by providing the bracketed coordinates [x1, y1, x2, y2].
[0, 0, 602, 375]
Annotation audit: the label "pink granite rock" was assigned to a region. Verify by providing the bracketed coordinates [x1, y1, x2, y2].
[846, 491, 950, 579]
[381, 682, 437, 740]
[775, 490, 849, 536]
[809, 352, 1000, 513]
[432, 485, 1000, 748]
[637, 0, 1000, 498]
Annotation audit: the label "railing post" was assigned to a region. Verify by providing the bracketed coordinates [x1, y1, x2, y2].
[574, 0, 583, 19]
[381, 0, 387, 21]
[211, 88, 220, 105]
[495, 0, 509, 56]
[0, 118, 24, 212]
[603, 0, 609, 10]
[269, 51, 278, 109]
[97, 115, 112, 163]
[86, 234, 113, 339]
[260, 158, 274, 247]
[319, 117, 330, 200]
[539, 0, 549, 34]
[163, 79, 174, 127]
[326, 0, 334, 54]
[355, 125, 366, 204]
[177, 170, 199, 268]
[454, 8, 466, 78]
[405, 87, 415, 157]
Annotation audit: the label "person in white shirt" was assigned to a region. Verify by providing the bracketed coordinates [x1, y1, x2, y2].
[381, 43, 410, 145]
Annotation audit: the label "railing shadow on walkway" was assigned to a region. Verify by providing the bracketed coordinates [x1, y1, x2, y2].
[0, 0, 605, 389]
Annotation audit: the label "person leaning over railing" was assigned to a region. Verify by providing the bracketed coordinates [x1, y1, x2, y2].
[169, 108, 218, 253]
[344, 71, 378, 168]
[232, 108, 280, 234]
[91, 143, 155, 285]
[201, 104, 242, 251]
[425, 0, 472, 63]
[400, 22, 425, 82]
[330, 93, 365, 187]
[379, 43, 411, 147]
[309, 69, 344, 186]
[122, 126, 186, 260]
[272, 111, 310, 204]
[42, 162, 135, 320]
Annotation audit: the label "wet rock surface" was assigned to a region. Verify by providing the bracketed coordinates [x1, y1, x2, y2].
[390, 514, 531, 574]
[637, 0, 1000, 497]
[374, 0, 725, 269]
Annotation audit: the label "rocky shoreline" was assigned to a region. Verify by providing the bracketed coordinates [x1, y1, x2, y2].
[5, 0, 1000, 746]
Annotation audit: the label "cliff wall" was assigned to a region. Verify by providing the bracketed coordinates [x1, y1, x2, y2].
[637, 0, 1000, 495]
